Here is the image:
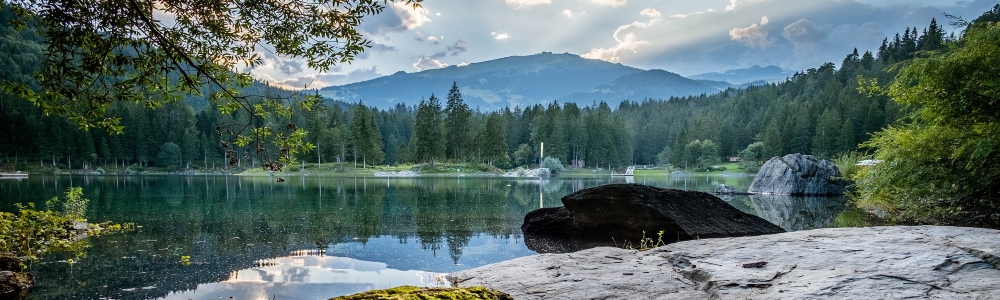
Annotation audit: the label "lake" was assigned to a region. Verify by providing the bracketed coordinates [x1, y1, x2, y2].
[0, 173, 848, 299]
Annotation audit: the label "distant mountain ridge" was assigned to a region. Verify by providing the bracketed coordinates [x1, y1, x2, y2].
[318, 53, 738, 110]
[688, 65, 791, 85]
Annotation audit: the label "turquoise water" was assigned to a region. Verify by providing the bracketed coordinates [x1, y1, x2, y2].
[0, 174, 844, 299]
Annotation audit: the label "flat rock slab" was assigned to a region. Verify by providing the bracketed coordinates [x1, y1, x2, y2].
[449, 226, 1000, 299]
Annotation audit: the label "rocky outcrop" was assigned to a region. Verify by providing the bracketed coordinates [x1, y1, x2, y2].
[0, 252, 33, 299]
[521, 184, 785, 253]
[450, 226, 1000, 299]
[748, 153, 848, 195]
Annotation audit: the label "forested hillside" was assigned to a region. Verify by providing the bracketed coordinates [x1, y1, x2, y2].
[0, 8, 952, 172]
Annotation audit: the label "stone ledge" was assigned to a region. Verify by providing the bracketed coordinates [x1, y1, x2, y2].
[449, 226, 1000, 299]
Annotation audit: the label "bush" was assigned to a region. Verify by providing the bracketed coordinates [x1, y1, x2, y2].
[540, 157, 565, 174]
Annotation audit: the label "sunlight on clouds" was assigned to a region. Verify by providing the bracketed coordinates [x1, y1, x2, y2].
[458, 62, 470, 67]
[491, 32, 511, 40]
[254, 67, 383, 90]
[391, 2, 431, 30]
[582, 16, 658, 62]
[563, 9, 574, 18]
[640, 8, 661, 18]
[413, 56, 449, 71]
[729, 16, 775, 49]
[726, 0, 765, 11]
[669, 8, 715, 19]
[506, 0, 551, 9]
[591, 0, 626, 7]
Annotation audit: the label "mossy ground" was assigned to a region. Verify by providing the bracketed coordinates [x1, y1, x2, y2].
[330, 286, 512, 300]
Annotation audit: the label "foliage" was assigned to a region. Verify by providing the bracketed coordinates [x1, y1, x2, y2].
[331, 285, 513, 300]
[0, 188, 132, 262]
[512, 143, 533, 167]
[684, 139, 720, 170]
[444, 82, 472, 161]
[0, 0, 420, 174]
[44, 187, 88, 220]
[852, 20, 1000, 226]
[157, 142, 182, 169]
[832, 151, 869, 180]
[655, 145, 672, 167]
[540, 156, 564, 174]
[0, 13, 962, 175]
[737, 142, 765, 172]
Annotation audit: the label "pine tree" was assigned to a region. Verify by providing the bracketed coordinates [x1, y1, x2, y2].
[412, 95, 444, 164]
[444, 82, 471, 161]
[479, 112, 509, 167]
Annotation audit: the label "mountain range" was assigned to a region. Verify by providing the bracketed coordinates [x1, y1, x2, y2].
[317, 52, 789, 110]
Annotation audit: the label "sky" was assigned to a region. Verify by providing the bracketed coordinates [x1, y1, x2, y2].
[250, 0, 998, 90]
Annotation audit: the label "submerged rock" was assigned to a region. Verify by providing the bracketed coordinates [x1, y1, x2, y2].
[714, 184, 739, 194]
[521, 184, 785, 252]
[450, 226, 1000, 299]
[748, 153, 848, 195]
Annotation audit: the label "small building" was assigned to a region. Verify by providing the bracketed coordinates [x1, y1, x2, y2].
[728, 156, 741, 162]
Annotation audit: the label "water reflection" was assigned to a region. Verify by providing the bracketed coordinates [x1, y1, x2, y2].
[0, 173, 770, 299]
[162, 255, 446, 300]
[747, 194, 848, 231]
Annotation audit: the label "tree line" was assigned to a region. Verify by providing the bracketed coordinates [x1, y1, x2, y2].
[0, 12, 952, 172]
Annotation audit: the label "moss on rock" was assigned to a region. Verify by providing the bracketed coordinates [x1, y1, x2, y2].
[330, 285, 513, 300]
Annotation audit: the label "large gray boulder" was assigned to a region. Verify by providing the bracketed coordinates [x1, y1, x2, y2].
[748, 153, 848, 195]
[450, 226, 1000, 299]
[521, 184, 785, 252]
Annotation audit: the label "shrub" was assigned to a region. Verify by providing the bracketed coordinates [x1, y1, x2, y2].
[540, 157, 565, 174]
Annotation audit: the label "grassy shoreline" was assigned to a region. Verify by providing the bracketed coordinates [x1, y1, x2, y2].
[3, 162, 750, 178]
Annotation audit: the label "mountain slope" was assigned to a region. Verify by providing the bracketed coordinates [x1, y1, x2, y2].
[319, 52, 642, 109]
[319, 53, 727, 110]
[558, 69, 729, 105]
[689, 65, 791, 85]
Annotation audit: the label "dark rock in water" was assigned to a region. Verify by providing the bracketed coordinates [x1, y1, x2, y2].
[521, 184, 785, 253]
[0, 252, 33, 299]
[714, 184, 738, 194]
[748, 153, 848, 195]
[0, 253, 21, 272]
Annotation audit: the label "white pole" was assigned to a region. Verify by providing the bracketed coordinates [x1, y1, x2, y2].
[540, 142, 544, 163]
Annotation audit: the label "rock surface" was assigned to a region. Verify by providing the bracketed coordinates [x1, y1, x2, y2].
[450, 226, 1000, 299]
[521, 184, 785, 253]
[0, 252, 32, 299]
[714, 184, 738, 194]
[748, 153, 848, 195]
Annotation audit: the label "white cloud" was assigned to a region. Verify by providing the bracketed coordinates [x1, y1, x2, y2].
[412, 56, 449, 71]
[458, 62, 470, 67]
[783, 18, 828, 46]
[391, 2, 431, 30]
[582, 19, 658, 62]
[563, 9, 574, 18]
[591, 0, 626, 7]
[669, 8, 715, 19]
[491, 31, 511, 40]
[505, 0, 550, 9]
[640, 8, 661, 18]
[729, 16, 775, 49]
[255, 67, 383, 90]
[359, 2, 431, 35]
[726, 0, 765, 11]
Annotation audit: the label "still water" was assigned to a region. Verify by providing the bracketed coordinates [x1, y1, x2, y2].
[0, 174, 846, 299]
